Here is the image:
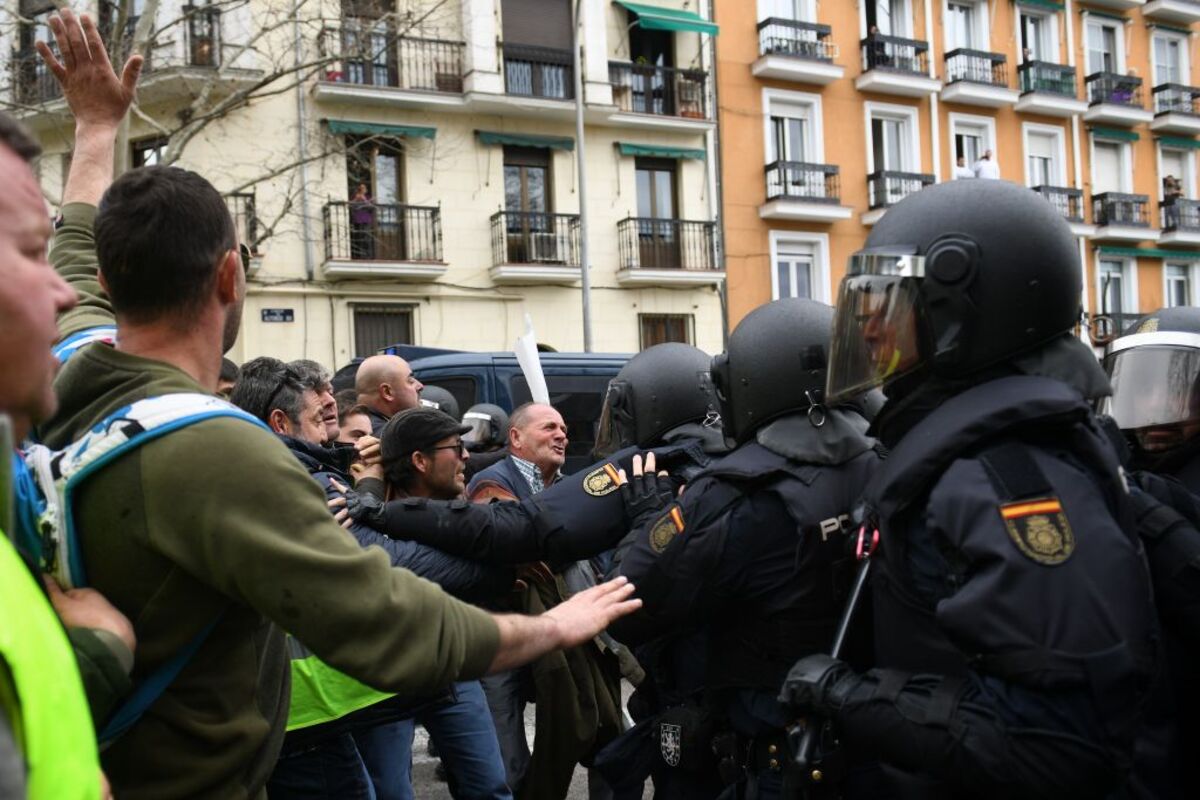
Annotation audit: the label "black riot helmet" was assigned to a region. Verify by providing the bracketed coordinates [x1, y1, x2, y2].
[1100, 307, 1200, 458]
[462, 403, 509, 451]
[419, 385, 461, 420]
[711, 298, 835, 446]
[594, 343, 719, 457]
[827, 180, 1081, 403]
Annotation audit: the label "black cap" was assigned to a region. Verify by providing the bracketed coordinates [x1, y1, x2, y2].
[381, 407, 471, 463]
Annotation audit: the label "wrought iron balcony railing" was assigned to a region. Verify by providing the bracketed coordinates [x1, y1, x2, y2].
[1161, 198, 1200, 232]
[1018, 61, 1077, 97]
[1086, 71, 1144, 107]
[1032, 185, 1084, 223]
[757, 18, 836, 62]
[490, 211, 581, 266]
[225, 192, 260, 254]
[609, 61, 708, 119]
[617, 217, 716, 271]
[1153, 83, 1200, 115]
[504, 43, 573, 99]
[324, 201, 443, 263]
[945, 48, 1007, 86]
[867, 170, 935, 210]
[764, 161, 841, 203]
[319, 26, 465, 92]
[860, 34, 929, 75]
[1092, 192, 1150, 227]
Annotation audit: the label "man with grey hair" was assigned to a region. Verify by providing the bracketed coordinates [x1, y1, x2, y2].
[290, 358, 339, 443]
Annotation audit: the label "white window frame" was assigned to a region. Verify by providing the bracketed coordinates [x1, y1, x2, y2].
[1095, 255, 1138, 317]
[1090, 135, 1134, 194]
[768, 230, 832, 304]
[864, 101, 922, 173]
[943, 0, 989, 52]
[1083, 16, 1126, 75]
[1163, 262, 1197, 307]
[1157, 143, 1196, 199]
[762, 87, 825, 165]
[1151, 29, 1190, 88]
[1014, 4, 1060, 63]
[858, 0, 912, 38]
[1022, 122, 1067, 187]
[757, 0, 817, 22]
[949, 112, 998, 172]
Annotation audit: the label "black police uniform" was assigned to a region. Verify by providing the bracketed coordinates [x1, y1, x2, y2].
[607, 409, 880, 800]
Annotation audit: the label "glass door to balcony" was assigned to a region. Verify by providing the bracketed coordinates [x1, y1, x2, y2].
[1086, 21, 1119, 75]
[636, 159, 679, 269]
[1019, 12, 1048, 62]
[868, 0, 908, 37]
[1027, 132, 1059, 187]
[1099, 260, 1127, 318]
[769, 108, 821, 198]
[1092, 140, 1126, 194]
[775, 244, 814, 300]
[946, 2, 977, 51]
[504, 147, 551, 263]
[1154, 34, 1186, 87]
[347, 138, 405, 260]
[629, 25, 675, 115]
[1166, 264, 1191, 307]
[342, 0, 396, 86]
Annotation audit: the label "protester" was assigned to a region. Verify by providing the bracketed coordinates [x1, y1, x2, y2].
[973, 148, 1000, 179]
[356, 353, 425, 434]
[291, 358, 340, 443]
[338, 402, 375, 446]
[216, 356, 239, 399]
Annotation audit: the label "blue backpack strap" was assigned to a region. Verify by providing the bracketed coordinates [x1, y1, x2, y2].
[52, 325, 117, 363]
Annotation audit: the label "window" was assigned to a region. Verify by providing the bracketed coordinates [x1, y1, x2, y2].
[1160, 146, 1194, 199]
[186, 4, 220, 67]
[950, 114, 996, 172]
[866, 0, 909, 37]
[768, 105, 811, 163]
[639, 314, 694, 348]
[340, 0, 398, 87]
[871, 116, 908, 171]
[1166, 264, 1192, 307]
[761, 0, 813, 21]
[1098, 259, 1131, 317]
[131, 137, 168, 168]
[774, 242, 814, 300]
[345, 136, 407, 260]
[353, 304, 414, 357]
[1153, 32, 1188, 87]
[420, 376, 479, 416]
[1024, 126, 1064, 187]
[635, 158, 677, 219]
[1019, 9, 1054, 63]
[1086, 19, 1121, 74]
[503, 147, 553, 262]
[946, 1, 979, 51]
[1092, 138, 1131, 194]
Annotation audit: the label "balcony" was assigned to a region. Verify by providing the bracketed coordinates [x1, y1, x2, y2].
[615, 218, 722, 287]
[1152, 84, 1200, 134]
[759, 161, 852, 222]
[489, 211, 582, 284]
[1033, 185, 1095, 237]
[1084, 72, 1154, 126]
[314, 27, 467, 110]
[322, 201, 446, 280]
[941, 49, 1018, 107]
[607, 62, 712, 132]
[1015, 61, 1088, 117]
[862, 171, 935, 225]
[1144, 0, 1200, 24]
[1092, 192, 1156, 241]
[856, 35, 941, 97]
[225, 192, 263, 273]
[1160, 198, 1200, 245]
[1081, 0, 1145, 8]
[751, 18, 844, 85]
[10, 53, 62, 106]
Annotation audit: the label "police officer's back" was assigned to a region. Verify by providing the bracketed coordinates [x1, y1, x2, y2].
[780, 180, 1157, 799]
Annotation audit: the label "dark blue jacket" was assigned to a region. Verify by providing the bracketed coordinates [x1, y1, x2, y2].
[466, 454, 537, 502]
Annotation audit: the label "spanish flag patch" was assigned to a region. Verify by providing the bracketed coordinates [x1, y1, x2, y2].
[649, 506, 685, 554]
[999, 497, 1075, 566]
[582, 463, 622, 497]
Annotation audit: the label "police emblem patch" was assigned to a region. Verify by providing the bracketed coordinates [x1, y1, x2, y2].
[582, 463, 622, 497]
[1000, 497, 1075, 565]
[659, 722, 682, 767]
[649, 507, 685, 554]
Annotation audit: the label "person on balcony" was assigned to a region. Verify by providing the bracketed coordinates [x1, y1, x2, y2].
[1164, 174, 1183, 230]
[953, 156, 975, 180]
[973, 150, 1000, 180]
[349, 182, 375, 260]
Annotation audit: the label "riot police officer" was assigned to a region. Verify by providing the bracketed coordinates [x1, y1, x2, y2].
[604, 298, 881, 799]
[779, 180, 1158, 799]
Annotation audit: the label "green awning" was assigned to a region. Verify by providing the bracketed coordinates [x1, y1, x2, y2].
[475, 131, 574, 151]
[615, 1, 719, 35]
[1018, 0, 1063, 10]
[1158, 136, 1200, 150]
[616, 142, 707, 160]
[1098, 246, 1200, 260]
[1149, 23, 1192, 35]
[1089, 127, 1139, 142]
[1081, 9, 1129, 23]
[324, 120, 436, 139]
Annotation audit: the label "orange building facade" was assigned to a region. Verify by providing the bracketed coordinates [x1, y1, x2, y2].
[717, 0, 1200, 333]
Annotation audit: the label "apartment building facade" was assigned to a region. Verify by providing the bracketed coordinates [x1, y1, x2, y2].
[2, 0, 724, 365]
[720, 0, 1200, 334]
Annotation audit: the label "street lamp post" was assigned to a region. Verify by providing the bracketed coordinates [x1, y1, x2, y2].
[572, 0, 594, 352]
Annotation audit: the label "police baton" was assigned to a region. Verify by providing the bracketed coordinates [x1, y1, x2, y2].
[784, 524, 877, 796]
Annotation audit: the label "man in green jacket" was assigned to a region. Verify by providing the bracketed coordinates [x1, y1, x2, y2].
[35, 10, 643, 799]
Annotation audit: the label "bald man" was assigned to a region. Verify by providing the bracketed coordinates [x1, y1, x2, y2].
[355, 354, 424, 434]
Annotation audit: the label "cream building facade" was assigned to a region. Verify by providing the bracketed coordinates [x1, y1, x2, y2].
[3, 0, 724, 365]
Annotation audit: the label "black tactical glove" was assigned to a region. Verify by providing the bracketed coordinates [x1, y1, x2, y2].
[341, 487, 388, 530]
[620, 466, 676, 529]
[778, 654, 860, 717]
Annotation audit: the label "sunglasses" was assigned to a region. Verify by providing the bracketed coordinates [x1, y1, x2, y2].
[425, 440, 468, 458]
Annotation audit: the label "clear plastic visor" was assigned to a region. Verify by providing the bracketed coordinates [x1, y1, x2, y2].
[1100, 338, 1200, 431]
[827, 256, 925, 403]
[592, 383, 626, 459]
[461, 412, 495, 446]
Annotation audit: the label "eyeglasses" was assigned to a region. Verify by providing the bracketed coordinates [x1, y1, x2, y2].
[425, 441, 468, 458]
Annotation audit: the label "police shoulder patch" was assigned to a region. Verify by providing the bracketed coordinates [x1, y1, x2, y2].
[999, 497, 1075, 566]
[583, 463, 622, 496]
[649, 506, 686, 554]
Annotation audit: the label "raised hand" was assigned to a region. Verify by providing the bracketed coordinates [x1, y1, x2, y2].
[544, 575, 641, 649]
[37, 8, 142, 130]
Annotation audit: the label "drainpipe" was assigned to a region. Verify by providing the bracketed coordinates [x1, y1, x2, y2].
[926, 0, 941, 182]
[1065, 0, 1089, 318]
[292, 0, 315, 281]
[572, 0, 594, 352]
[700, 0, 726, 347]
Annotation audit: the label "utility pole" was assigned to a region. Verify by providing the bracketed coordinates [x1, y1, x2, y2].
[572, 0, 594, 352]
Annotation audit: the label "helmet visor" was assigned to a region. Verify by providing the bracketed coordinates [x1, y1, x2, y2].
[1100, 333, 1200, 434]
[827, 253, 925, 403]
[461, 411, 495, 447]
[593, 382, 631, 459]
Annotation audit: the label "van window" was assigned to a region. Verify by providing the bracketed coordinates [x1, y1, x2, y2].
[421, 376, 478, 417]
[510, 374, 612, 472]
